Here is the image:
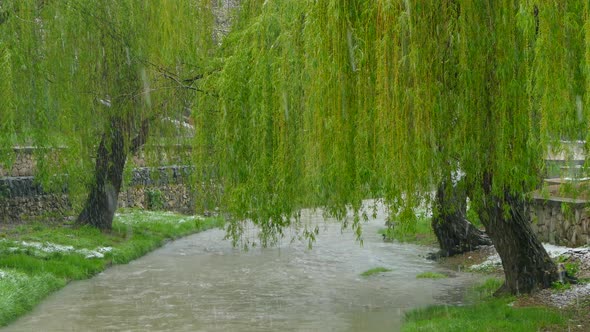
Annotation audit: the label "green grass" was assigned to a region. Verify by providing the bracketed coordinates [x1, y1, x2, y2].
[470, 277, 504, 300]
[402, 278, 567, 332]
[416, 271, 447, 279]
[378, 215, 437, 246]
[0, 210, 224, 327]
[0, 270, 65, 326]
[360, 267, 392, 277]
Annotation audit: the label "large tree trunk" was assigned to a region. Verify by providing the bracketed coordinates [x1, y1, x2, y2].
[77, 117, 149, 230]
[77, 123, 127, 230]
[479, 174, 559, 295]
[431, 179, 491, 258]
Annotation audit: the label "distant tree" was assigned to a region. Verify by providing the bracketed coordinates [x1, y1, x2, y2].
[194, 0, 589, 294]
[0, 0, 214, 229]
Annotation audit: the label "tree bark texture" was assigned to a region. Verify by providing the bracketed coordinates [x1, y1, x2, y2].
[431, 180, 492, 257]
[77, 120, 128, 230]
[479, 174, 558, 295]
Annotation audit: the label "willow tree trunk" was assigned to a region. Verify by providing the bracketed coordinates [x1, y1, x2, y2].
[479, 174, 559, 295]
[431, 180, 491, 258]
[77, 121, 127, 230]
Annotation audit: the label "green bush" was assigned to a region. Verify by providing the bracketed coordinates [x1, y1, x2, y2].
[146, 189, 164, 210]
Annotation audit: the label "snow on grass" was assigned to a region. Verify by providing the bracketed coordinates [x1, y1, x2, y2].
[548, 283, 590, 308]
[0, 239, 113, 259]
[115, 210, 205, 225]
[0, 268, 26, 282]
[469, 243, 590, 271]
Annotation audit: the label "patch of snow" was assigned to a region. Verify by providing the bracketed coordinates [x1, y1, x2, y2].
[17, 241, 73, 254]
[177, 216, 202, 224]
[0, 269, 26, 282]
[77, 249, 104, 259]
[543, 243, 589, 257]
[19, 241, 75, 254]
[469, 243, 590, 271]
[3, 240, 112, 260]
[96, 247, 113, 253]
[548, 283, 590, 308]
[469, 248, 503, 271]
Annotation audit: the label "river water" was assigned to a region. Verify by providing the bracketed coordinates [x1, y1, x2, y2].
[3, 204, 479, 332]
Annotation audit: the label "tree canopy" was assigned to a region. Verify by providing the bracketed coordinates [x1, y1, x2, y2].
[0, 0, 587, 294]
[195, 0, 590, 245]
[0, 0, 213, 209]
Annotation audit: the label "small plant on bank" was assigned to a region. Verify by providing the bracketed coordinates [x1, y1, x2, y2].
[564, 262, 579, 277]
[551, 281, 572, 291]
[470, 278, 504, 300]
[416, 271, 447, 279]
[555, 255, 579, 278]
[146, 189, 164, 210]
[361, 267, 392, 277]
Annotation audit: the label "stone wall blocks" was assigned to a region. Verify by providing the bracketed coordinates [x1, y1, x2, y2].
[1, 166, 195, 222]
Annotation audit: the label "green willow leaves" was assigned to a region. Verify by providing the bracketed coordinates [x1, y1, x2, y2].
[195, 0, 590, 244]
[0, 0, 211, 203]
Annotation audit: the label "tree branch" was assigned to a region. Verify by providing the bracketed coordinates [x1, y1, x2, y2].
[130, 118, 150, 154]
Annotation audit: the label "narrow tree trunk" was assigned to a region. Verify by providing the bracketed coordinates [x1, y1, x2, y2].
[77, 123, 127, 230]
[431, 180, 491, 258]
[479, 174, 559, 295]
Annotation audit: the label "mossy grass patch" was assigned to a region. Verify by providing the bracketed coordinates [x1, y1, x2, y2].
[416, 271, 447, 279]
[360, 267, 392, 277]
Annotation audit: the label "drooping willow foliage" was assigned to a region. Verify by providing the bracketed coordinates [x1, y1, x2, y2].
[0, 34, 14, 165]
[0, 1, 212, 204]
[195, 0, 590, 245]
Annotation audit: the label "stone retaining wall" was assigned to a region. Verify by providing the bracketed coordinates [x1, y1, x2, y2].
[0, 146, 193, 177]
[529, 197, 590, 247]
[3, 149, 589, 246]
[0, 166, 195, 222]
[0, 147, 42, 177]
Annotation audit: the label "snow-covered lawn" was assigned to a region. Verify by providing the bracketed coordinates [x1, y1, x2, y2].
[470, 243, 590, 271]
[0, 239, 112, 259]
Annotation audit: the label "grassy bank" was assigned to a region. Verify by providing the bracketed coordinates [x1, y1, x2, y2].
[402, 278, 568, 331]
[0, 210, 223, 327]
[386, 214, 589, 331]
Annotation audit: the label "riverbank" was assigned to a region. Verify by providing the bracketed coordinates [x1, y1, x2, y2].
[390, 218, 590, 331]
[436, 244, 590, 331]
[0, 210, 224, 327]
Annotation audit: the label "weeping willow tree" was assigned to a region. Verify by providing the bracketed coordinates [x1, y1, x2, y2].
[195, 0, 590, 294]
[0, 0, 213, 229]
[0, 31, 14, 166]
